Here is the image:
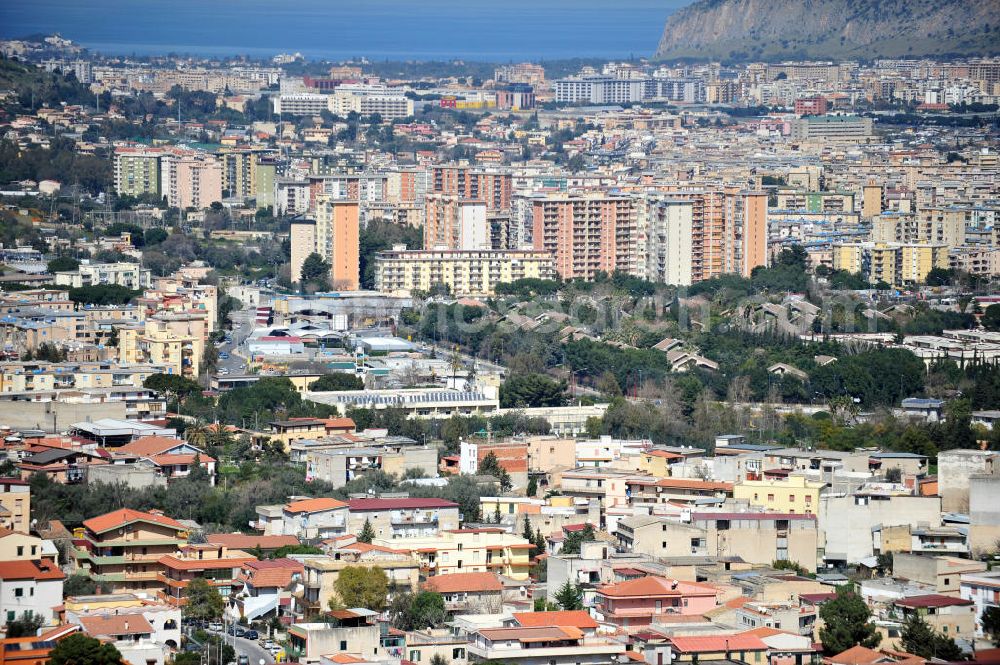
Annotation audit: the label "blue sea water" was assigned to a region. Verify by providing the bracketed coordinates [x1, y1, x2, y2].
[0, 0, 691, 61]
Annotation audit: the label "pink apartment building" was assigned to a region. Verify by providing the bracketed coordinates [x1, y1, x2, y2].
[594, 575, 721, 631]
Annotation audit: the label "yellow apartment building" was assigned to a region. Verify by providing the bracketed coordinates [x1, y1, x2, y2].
[374, 528, 533, 580]
[733, 476, 825, 515]
[374, 248, 555, 297]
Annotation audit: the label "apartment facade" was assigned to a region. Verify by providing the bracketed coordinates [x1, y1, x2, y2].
[346, 497, 460, 539]
[532, 193, 640, 281]
[0, 479, 30, 533]
[74, 508, 188, 594]
[374, 247, 555, 297]
[314, 197, 360, 290]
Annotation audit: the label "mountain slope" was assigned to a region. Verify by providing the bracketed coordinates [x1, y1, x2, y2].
[655, 0, 1000, 61]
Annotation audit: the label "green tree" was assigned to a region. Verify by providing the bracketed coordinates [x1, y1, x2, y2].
[429, 655, 448, 665]
[982, 605, 1000, 646]
[48, 633, 124, 665]
[309, 373, 364, 391]
[527, 476, 538, 497]
[183, 577, 225, 621]
[299, 252, 331, 288]
[983, 304, 1000, 332]
[561, 524, 595, 555]
[333, 566, 388, 611]
[47, 256, 80, 273]
[4, 611, 44, 637]
[64, 572, 100, 596]
[388, 590, 448, 630]
[925, 267, 953, 287]
[271, 544, 323, 559]
[358, 518, 375, 544]
[900, 614, 963, 660]
[499, 373, 567, 408]
[478, 451, 513, 492]
[818, 586, 881, 654]
[554, 580, 583, 610]
[144, 373, 203, 401]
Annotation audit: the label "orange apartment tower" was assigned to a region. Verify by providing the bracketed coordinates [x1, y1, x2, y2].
[531, 193, 640, 281]
[315, 197, 360, 290]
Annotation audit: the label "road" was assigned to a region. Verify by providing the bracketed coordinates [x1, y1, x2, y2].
[207, 628, 275, 665]
[216, 308, 256, 375]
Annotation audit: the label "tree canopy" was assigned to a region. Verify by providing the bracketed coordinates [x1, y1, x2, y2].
[818, 586, 881, 655]
[333, 566, 388, 611]
[182, 577, 225, 621]
[49, 634, 124, 665]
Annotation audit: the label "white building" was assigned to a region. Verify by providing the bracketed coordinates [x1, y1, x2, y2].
[0, 557, 65, 626]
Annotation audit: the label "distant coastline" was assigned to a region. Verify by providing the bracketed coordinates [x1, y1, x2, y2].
[0, 0, 690, 62]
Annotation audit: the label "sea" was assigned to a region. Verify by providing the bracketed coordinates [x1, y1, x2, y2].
[0, 0, 691, 62]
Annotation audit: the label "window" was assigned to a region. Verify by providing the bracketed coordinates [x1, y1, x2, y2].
[767, 494, 775, 502]
[340, 641, 348, 651]
[789, 495, 795, 502]
[14, 588, 23, 597]
[408, 650, 420, 661]
[452, 648, 465, 659]
[5, 611, 14, 622]
[944, 578, 950, 586]
[16, 546, 23, 556]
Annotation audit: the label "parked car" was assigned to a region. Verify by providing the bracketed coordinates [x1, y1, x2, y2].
[237, 655, 249, 665]
[244, 630, 258, 641]
[208, 622, 223, 632]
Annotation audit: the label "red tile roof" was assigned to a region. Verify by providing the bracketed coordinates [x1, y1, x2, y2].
[895, 594, 974, 609]
[78, 614, 153, 637]
[826, 645, 888, 665]
[424, 572, 502, 594]
[670, 634, 768, 653]
[0, 558, 65, 581]
[83, 508, 185, 534]
[206, 533, 300, 550]
[284, 497, 347, 514]
[513, 610, 598, 629]
[347, 498, 458, 511]
[117, 436, 186, 456]
[598, 575, 718, 598]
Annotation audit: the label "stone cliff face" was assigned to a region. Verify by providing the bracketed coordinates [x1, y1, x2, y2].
[655, 0, 1000, 61]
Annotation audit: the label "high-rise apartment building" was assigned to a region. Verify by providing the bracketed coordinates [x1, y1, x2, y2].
[424, 194, 489, 250]
[644, 198, 695, 286]
[661, 189, 768, 283]
[289, 219, 317, 284]
[314, 197, 360, 290]
[113, 147, 162, 198]
[531, 193, 640, 281]
[162, 152, 223, 210]
[431, 166, 511, 211]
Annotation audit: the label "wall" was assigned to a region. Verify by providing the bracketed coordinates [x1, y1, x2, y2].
[0, 401, 125, 432]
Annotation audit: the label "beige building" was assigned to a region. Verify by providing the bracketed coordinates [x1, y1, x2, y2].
[0, 479, 30, 533]
[373, 247, 555, 297]
[162, 151, 223, 210]
[525, 435, 576, 473]
[892, 554, 987, 597]
[617, 512, 819, 572]
[290, 219, 317, 284]
[374, 528, 533, 580]
[74, 508, 188, 594]
[124, 316, 204, 378]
